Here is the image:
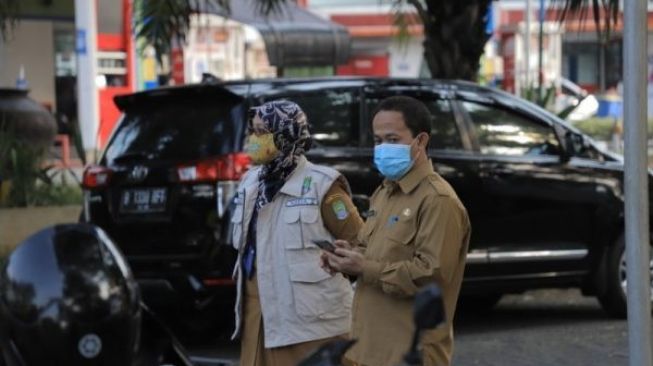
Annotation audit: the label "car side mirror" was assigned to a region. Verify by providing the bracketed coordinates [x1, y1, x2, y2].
[562, 131, 587, 162]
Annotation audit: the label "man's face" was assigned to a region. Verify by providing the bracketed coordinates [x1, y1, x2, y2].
[372, 110, 414, 145]
[372, 110, 428, 155]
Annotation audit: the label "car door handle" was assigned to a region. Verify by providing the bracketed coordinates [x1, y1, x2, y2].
[491, 168, 513, 177]
[479, 168, 513, 178]
[533, 160, 560, 167]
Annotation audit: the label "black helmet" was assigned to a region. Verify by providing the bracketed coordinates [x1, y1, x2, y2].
[0, 224, 142, 366]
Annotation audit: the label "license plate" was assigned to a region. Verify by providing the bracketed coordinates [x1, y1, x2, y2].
[119, 188, 167, 214]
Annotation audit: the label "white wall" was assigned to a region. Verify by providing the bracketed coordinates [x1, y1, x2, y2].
[0, 20, 56, 106]
[389, 37, 423, 77]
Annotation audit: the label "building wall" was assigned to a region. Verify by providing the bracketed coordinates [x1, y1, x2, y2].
[0, 20, 57, 106]
[389, 37, 423, 77]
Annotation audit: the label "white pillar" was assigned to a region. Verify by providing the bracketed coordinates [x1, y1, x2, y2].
[75, 0, 99, 161]
[623, 0, 652, 365]
[523, 0, 532, 96]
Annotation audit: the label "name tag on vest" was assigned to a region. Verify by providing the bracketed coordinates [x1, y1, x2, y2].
[286, 198, 318, 207]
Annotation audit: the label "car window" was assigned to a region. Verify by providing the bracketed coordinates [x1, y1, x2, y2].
[104, 98, 244, 164]
[462, 101, 561, 156]
[366, 95, 463, 150]
[426, 99, 463, 150]
[263, 89, 360, 147]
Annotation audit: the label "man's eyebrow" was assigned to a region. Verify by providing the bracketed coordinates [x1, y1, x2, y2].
[373, 132, 399, 138]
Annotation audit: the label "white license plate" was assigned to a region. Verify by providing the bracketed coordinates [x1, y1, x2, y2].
[119, 188, 167, 214]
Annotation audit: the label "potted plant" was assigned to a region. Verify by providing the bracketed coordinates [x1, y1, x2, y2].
[0, 90, 81, 255]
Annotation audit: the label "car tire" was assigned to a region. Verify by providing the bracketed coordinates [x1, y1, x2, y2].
[457, 293, 503, 313]
[597, 235, 653, 318]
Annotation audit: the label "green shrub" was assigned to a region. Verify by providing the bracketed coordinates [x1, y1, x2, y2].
[571, 118, 653, 141]
[30, 184, 83, 206]
[571, 118, 619, 141]
[0, 125, 82, 207]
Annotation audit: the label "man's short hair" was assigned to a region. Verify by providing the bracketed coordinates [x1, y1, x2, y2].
[372, 96, 432, 138]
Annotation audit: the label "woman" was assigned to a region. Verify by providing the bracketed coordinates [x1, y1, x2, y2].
[230, 100, 363, 366]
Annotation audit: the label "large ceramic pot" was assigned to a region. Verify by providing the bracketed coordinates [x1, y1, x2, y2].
[0, 88, 57, 150]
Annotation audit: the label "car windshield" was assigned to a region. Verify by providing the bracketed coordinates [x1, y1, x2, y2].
[104, 98, 245, 164]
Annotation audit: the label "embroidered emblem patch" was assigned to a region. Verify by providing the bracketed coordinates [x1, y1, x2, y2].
[403, 208, 412, 217]
[286, 198, 318, 207]
[332, 200, 349, 220]
[301, 176, 313, 195]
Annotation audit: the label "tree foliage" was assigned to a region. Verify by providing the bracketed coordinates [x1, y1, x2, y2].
[551, 0, 620, 42]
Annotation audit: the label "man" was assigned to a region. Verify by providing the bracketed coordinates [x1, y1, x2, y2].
[231, 100, 363, 366]
[323, 96, 471, 366]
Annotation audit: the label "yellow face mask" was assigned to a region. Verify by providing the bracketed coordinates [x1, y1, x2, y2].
[245, 133, 279, 165]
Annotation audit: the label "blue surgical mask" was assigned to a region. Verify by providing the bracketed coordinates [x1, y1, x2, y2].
[374, 143, 414, 181]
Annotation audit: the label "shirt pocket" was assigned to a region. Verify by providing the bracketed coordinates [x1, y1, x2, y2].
[282, 207, 323, 249]
[386, 217, 417, 246]
[287, 261, 352, 321]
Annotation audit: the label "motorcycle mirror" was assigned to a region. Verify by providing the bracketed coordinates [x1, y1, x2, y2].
[413, 283, 445, 331]
[402, 284, 446, 366]
[296, 339, 357, 366]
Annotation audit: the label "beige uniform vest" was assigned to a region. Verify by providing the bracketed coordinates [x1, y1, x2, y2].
[230, 156, 353, 348]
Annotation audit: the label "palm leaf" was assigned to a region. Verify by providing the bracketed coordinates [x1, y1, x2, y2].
[552, 0, 620, 42]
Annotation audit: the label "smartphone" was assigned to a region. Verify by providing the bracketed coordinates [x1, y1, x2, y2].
[312, 240, 336, 253]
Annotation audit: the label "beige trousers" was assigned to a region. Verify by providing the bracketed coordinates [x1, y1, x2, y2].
[239, 275, 346, 366]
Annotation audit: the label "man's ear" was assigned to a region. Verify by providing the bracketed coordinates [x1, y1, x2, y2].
[417, 132, 430, 149]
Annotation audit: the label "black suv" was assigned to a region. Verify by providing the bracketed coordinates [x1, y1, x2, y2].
[82, 77, 646, 328]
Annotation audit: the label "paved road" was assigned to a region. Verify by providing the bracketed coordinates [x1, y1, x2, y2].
[185, 289, 639, 366]
[453, 289, 629, 366]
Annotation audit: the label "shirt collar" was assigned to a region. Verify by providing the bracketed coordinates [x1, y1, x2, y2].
[383, 159, 434, 194]
[279, 156, 309, 197]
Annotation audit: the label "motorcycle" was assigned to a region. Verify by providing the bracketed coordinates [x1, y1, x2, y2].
[297, 284, 445, 366]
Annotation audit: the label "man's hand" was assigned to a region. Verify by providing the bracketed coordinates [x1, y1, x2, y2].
[325, 248, 365, 276]
[334, 239, 354, 251]
[320, 240, 355, 275]
[320, 251, 336, 275]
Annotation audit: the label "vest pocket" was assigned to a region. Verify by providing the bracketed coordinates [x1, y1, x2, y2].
[287, 261, 351, 321]
[282, 207, 323, 249]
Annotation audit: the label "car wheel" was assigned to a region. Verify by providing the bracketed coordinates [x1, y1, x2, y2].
[457, 293, 503, 313]
[598, 235, 653, 318]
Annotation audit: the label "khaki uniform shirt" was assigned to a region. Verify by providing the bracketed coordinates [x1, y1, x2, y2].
[346, 159, 471, 366]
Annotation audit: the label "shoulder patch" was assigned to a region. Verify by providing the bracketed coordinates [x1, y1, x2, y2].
[324, 193, 346, 204]
[331, 199, 349, 220]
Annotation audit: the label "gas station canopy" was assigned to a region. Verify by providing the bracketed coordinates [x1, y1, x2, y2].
[201, 0, 351, 68]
